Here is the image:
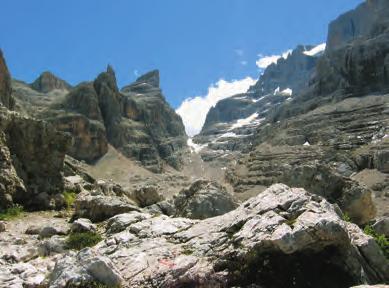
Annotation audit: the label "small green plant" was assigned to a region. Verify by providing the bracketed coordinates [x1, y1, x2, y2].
[342, 213, 351, 222]
[67, 281, 118, 288]
[364, 224, 389, 259]
[181, 247, 194, 255]
[0, 204, 24, 220]
[63, 191, 76, 210]
[66, 231, 102, 250]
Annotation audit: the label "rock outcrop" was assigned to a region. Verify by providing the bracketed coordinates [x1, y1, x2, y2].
[30, 71, 71, 93]
[47, 184, 389, 287]
[0, 50, 14, 109]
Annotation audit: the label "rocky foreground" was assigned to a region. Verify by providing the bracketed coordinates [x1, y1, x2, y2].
[0, 184, 388, 288]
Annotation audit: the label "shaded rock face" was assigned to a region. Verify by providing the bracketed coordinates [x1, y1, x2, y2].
[284, 0, 389, 105]
[0, 108, 70, 210]
[0, 50, 14, 109]
[327, 0, 389, 51]
[30, 71, 71, 93]
[0, 56, 70, 210]
[48, 184, 389, 287]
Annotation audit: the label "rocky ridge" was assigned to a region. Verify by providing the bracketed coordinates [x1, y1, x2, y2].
[13, 67, 187, 172]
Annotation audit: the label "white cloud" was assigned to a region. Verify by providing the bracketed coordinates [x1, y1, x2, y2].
[176, 77, 256, 136]
[240, 60, 248, 66]
[256, 49, 292, 69]
[133, 69, 139, 77]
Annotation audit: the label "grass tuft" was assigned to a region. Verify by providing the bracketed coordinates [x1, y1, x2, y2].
[63, 191, 77, 210]
[66, 231, 102, 250]
[0, 204, 24, 221]
[364, 224, 389, 259]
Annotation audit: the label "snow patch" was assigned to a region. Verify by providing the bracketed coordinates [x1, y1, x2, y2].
[256, 49, 293, 69]
[281, 88, 293, 96]
[187, 138, 207, 153]
[230, 113, 260, 130]
[303, 141, 311, 146]
[303, 43, 326, 57]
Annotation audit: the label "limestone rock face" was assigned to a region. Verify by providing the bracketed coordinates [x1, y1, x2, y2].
[0, 108, 70, 209]
[327, 0, 389, 51]
[227, 144, 376, 225]
[0, 50, 14, 109]
[30, 71, 71, 93]
[48, 184, 389, 287]
[118, 69, 187, 172]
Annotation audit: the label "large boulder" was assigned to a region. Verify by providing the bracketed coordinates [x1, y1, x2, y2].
[172, 179, 238, 219]
[132, 184, 165, 207]
[49, 249, 123, 288]
[74, 194, 141, 222]
[48, 184, 389, 287]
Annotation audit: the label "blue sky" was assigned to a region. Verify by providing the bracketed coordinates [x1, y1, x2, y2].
[1, 0, 361, 123]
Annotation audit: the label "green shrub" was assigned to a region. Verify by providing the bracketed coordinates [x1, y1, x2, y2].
[364, 224, 389, 259]
[63, 191, 76, 210]
[0, 204, 24, 220]
[342, 213, 351, 222]
[66, 231, 102, 250]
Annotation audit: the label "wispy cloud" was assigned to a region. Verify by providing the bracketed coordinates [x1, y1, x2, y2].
[176, 77, 256, 136]
[256, 49, 292, 69]
[133, 69, 139, 77]
[240, 60, 248, 66]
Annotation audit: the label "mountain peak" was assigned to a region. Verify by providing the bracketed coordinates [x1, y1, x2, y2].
[31, 71, 71, 93]
[136, 70, 160, 87]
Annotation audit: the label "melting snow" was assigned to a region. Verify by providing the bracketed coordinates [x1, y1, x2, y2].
[303, 43, 326, 57]
[303, 141, 311, 146]
[218, 132, 239, 139]
[273, 87, 280, 95]
[252, 95, 267, 103]
[281, 88, 293, 96]
[187, 138, 207, 153]
[230, 113, 260, 130]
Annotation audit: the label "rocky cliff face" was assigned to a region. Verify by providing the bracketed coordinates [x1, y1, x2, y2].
[119, 70, 187, 172]
[0, 56, 70, 210]
[0, 50, 14, 110]
[12, 67, 187, 171]
[221, 0, 389, 224]
[195, 44, 322, 157]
